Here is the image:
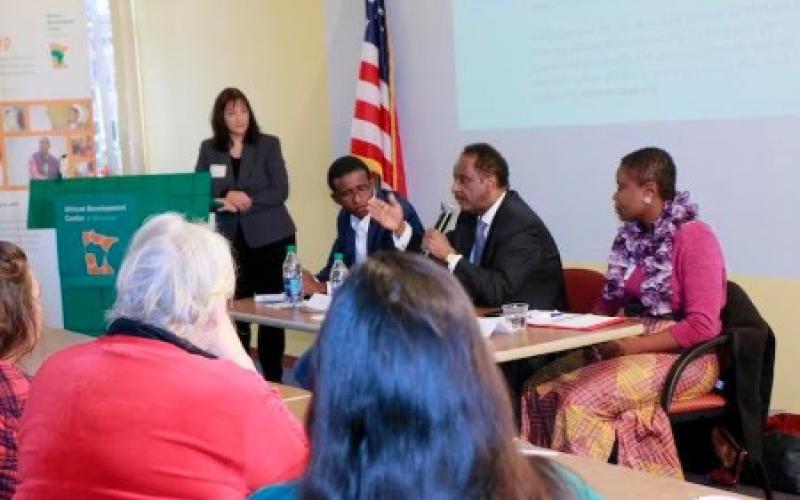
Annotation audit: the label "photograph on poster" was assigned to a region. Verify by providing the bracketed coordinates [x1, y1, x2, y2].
[5, 135, 66, 185]
[70, 135, 94, 156]
[73, 159, 102, 178]
[2, 106, 27, 132]
[69, 103, 90, 129]
[28, 103, 83, 131]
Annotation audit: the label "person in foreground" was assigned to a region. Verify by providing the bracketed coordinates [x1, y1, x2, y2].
[15, 213, 308, 499]
[252, 252, 600, 500]
[521, 147, 726, 478]
[0, 242, 42, 499]
[302, 155, 424, 294]
[196, 87, 296, 382]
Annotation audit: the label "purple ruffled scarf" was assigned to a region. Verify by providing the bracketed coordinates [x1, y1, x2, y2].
[601, 191, 698, 316]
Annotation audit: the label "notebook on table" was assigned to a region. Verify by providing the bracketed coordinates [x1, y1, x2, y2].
[526, 311, 625, 331]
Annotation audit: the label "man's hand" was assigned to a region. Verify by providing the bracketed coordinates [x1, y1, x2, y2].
[226, 190, 252, 212]
[367, 193, 406, 235]
[302, 269, 327, 295]
[423, 229, 457, 261]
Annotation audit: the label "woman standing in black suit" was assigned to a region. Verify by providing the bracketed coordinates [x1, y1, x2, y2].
[195, 87, 295, 382]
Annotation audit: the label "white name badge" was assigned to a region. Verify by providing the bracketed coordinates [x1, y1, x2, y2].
[210, 164, 227, 179]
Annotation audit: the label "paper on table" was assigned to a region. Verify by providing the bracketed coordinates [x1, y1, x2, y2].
[256, 294, 332, 312]
[514, 438, 560, 457]
[304, 293, 331, 312]
[477, 317, 514, 338]
[519, 447, 559, 457]
[478, 318, 499, 337]
[262, 302, 294, 309]
[527, 311, 624, 330]
[254, 293, 286, 303]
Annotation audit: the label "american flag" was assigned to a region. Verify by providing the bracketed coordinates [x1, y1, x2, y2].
[350, 0, 407, 195]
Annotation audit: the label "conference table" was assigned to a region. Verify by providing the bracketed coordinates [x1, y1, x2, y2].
[515, 440, 751, 499]
[242, 392, 753, 499]
[228, 298, 645, 362]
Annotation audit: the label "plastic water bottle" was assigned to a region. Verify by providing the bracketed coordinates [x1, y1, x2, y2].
[283, 245, 303, 307]
[329, 253, 348, 296]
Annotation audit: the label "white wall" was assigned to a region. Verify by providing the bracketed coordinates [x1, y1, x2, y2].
[128, 0, 337, 272]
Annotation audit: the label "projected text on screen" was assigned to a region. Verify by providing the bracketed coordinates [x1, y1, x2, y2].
[454, 0, 800, 129]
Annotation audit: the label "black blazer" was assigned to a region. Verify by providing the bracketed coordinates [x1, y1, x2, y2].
[720, 281, 775, 464]
[195, 133, 295, 248]
[447, 191, 566, 309]
[316, 189, 425, 281]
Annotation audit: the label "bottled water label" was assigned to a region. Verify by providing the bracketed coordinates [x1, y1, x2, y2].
[283, 245, 303, 306]
[284, 277, 302, 299]
[329, 253, 348, 296]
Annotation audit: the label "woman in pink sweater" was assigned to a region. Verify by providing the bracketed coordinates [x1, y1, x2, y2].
[520, 147, 726, 478]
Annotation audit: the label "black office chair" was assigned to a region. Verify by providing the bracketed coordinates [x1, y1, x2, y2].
[661, 281, 775, 499]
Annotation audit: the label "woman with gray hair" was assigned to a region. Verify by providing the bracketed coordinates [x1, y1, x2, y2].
[14, 213, 308, 499]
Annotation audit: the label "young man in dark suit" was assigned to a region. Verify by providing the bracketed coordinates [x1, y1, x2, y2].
[302, 155, 424, 294]
[293, 155, 424, 389]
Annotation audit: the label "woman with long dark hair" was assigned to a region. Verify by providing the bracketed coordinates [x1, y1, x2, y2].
[253, 252, 598, 499]
[195, 87, 296, 381]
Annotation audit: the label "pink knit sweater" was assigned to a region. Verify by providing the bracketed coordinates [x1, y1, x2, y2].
[595, 220, 727, 347]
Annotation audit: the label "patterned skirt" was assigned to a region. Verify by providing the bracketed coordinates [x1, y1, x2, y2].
[520, 321, 719, 479]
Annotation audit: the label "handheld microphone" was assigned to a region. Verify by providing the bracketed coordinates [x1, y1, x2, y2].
[435, 202, 455, 231]
[423, 202, 455, 257]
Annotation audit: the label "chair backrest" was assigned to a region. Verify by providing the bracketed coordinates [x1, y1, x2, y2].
[721, 280, 770, 333]
[563, 268, 606, 313]
[720, 280, 776, 463]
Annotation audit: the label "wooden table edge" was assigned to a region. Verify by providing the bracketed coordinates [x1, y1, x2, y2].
[492, 322, 643, 363]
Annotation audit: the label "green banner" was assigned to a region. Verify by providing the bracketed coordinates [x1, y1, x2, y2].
[28, 173, 211, 335]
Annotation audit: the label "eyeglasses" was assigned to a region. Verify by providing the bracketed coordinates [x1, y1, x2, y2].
[335, 183, 373, 201]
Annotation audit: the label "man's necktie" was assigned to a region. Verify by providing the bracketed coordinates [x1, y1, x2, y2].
[471, 219, 488, 265]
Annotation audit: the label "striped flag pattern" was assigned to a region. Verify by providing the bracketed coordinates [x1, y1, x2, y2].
[350, 0, 407, 195]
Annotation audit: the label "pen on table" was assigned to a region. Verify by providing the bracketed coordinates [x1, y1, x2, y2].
[550, 310, 563, 317]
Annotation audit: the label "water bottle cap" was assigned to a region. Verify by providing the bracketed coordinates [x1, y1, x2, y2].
[286, 244, 297, 253]
[333, 252, 344, 261]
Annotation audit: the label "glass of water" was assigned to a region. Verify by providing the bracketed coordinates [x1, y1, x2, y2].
[502, 303, 529, 332]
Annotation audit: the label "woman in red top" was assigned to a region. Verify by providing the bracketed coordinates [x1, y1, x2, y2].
[15, 213, 308, 499]
[0, 242, 41, 499]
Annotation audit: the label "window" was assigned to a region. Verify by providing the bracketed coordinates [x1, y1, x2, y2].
[85, 0, 122, 175]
